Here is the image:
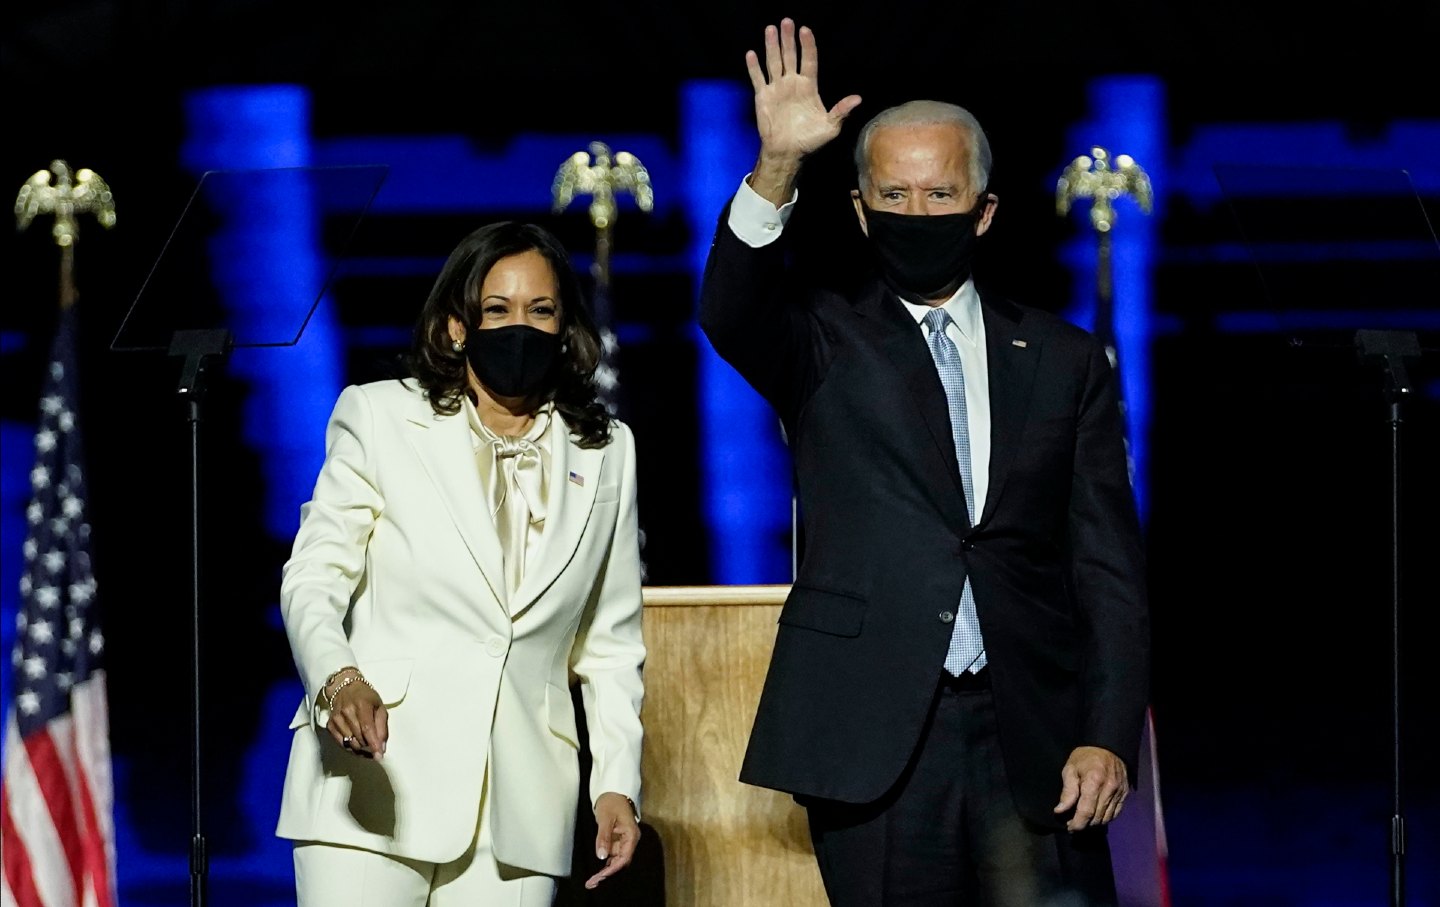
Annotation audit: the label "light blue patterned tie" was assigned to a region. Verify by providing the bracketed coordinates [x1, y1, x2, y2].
[923, 307, 987, 675]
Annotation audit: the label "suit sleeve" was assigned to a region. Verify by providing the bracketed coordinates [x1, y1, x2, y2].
[1068, 340, 1151, 780]
[697, 202, 825, 419]
[279, 384, 380, 722]
[570, 421, 647, 813]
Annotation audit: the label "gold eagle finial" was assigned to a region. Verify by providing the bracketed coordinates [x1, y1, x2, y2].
[1056, 146, 1152, 233]
[16, 159, 117, 247]
[552, 142, 654, 230]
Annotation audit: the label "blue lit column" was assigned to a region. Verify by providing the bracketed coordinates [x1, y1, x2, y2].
[181, 86, 340, 538]
[1062, 76, 1164, 523]
[682, 80, 793, 584]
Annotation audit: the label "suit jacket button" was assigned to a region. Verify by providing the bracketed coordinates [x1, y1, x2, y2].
[939, 611, 955, 624]
[960, 539, 975, 551]
[485, 636, 507, 658]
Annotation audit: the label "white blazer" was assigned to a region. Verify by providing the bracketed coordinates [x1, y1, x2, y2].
[275, 379, 645, 875]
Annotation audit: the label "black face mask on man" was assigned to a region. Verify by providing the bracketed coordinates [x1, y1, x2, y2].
[861, 202, 984, 302]
[464, 324, 561, 398]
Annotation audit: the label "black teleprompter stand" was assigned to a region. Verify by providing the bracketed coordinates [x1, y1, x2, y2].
[111, 163, 388, 907]
[167, 328, 233, 907]
[1355, 328, 1421, 907]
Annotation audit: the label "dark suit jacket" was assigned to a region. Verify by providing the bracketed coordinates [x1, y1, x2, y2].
[699, 212, 1150, 829]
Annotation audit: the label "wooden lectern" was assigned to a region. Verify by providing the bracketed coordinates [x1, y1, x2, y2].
[562, 586, 1163, 906]
[638, 584, 827, 906]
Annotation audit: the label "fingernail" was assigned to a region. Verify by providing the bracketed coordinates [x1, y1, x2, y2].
[597, 849, 607, 860]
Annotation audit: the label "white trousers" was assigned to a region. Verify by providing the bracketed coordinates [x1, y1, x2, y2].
[293, 775, 556, 907]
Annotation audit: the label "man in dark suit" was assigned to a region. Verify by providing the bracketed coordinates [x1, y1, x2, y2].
[698, 18, 1151, 907]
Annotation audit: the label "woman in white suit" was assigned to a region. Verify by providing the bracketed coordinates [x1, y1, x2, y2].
[276, 222, 646, 905]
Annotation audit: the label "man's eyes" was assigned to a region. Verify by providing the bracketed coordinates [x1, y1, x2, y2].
[879, 190, 955, 201]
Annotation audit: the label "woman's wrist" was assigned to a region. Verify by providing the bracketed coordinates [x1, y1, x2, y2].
[598, 791, 639, 819]
[320, 665, 362, 708]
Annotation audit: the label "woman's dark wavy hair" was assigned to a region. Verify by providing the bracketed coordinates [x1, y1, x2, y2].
[405, 221, 611, 448]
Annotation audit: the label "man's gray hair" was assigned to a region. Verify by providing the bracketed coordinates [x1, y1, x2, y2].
[854, 100, 992, 194]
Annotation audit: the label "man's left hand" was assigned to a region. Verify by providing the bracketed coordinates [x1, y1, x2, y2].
[1054, 746, 1129, 832]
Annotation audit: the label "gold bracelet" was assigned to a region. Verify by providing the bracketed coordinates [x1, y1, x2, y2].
[320, 666, 360, 709]
[326, 673, 375, 709]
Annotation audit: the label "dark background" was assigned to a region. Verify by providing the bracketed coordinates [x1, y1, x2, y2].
[4, 2, 1439, 905]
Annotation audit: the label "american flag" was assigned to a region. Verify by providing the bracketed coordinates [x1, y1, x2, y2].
[1, 306, 117, 907]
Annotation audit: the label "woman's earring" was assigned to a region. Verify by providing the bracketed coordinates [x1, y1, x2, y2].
[451, 339, 465, 353]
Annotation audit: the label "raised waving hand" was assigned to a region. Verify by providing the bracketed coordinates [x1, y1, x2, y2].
[744, 18, 861, 204]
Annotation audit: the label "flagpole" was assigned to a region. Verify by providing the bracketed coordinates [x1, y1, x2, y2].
[1057, 147, 1152, 437]
[1057, 147, 1171, 906]
[16, 160, 117, 313]
[552, 142, 654, 415]
[8, 161, 119, 907]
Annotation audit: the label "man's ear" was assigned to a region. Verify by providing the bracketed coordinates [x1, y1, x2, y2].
[851, 189, 869, 237]
[976, 193, 998, 237]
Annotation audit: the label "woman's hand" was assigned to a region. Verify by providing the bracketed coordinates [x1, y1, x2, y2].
[584, 792, 640, 889]
[324, 671, 388, 760]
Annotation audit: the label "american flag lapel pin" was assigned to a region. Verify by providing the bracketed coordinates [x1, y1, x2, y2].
[1011, 339, 1028, 348]
[568, 470, 584, 487]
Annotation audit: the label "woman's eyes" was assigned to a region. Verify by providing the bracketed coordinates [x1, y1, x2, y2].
[480, 303, 556, 319]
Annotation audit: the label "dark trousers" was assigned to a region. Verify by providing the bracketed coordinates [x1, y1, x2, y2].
[803, 674, 1117, 907]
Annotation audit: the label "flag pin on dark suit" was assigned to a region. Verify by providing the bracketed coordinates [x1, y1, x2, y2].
[569, 470, 584, 486]
[1012, 339, 1028, 348]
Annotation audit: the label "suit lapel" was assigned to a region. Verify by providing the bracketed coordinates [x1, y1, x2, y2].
[856, 282, 971, 534]
[979, 296, 1039, 526]
[509, 413, 605, 618]
[403, 403, 510, 612]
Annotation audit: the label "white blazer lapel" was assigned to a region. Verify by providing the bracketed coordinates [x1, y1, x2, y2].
[510, 414, 605, 617]
[403, 406, 509, 612]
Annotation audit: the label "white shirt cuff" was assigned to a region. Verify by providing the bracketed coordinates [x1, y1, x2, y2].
[726, 175, 797, 248]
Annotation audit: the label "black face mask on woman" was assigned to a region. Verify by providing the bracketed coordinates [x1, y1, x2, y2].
[465, 324, 561, 398]
[861, 203, 984, 302]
